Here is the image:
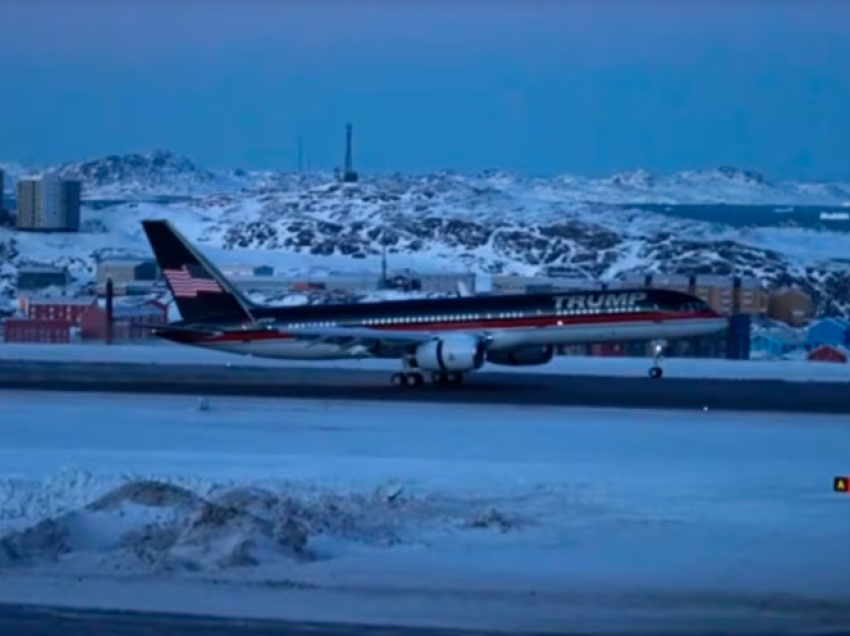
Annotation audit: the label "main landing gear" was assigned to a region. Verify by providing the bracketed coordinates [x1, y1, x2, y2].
[390, 371, 465, 388]
[648, 339, 667, 379]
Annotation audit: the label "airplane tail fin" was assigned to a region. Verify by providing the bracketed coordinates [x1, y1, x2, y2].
[141, 219, 256, 324]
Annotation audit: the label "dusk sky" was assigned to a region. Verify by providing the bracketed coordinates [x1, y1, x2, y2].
[3, 1, 848, 180]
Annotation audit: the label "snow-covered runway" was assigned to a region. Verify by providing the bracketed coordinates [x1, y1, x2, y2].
[1, 392, 849, 632]
[2, 342, 850, 382]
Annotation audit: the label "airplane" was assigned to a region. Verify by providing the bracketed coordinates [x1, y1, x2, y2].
[140, 219, 728, 388]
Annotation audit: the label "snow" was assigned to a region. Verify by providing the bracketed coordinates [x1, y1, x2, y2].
[3, 153, 850, 287]
[2, 197, 464, 281]
[2, 160, 850, 334]
[523, 168, 849, 206]
[2, 342, 849, 382]
[0, 392, 849, 632]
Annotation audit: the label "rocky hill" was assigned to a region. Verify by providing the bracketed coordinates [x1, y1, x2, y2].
[1, 151, 849, 317]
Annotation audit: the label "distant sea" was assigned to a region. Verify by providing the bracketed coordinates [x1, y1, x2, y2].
[3, 196, 850, 233]
[623, 203, 850, 233]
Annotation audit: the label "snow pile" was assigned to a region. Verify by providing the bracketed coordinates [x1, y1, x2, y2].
[0, 477, 529, 574]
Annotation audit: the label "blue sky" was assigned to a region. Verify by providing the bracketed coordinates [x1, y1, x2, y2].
[3, 0, 848, 180]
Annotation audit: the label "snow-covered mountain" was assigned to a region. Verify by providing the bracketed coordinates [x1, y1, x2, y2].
[1, 151, 850, 317]
[2, 150, 264, 198]
[554, 166, 850, 206]
[54, 149, 260, 197]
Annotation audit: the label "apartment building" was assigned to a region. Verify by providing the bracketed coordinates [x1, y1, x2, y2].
[16, 174, 82, 232]
[619, 273, 767, 316]
[96, 258, 159, 285]
[415, 272, 477, 295]
[766, 286, 813, 327]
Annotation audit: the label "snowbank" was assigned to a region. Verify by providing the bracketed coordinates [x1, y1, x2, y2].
[0, 477, 522, 575]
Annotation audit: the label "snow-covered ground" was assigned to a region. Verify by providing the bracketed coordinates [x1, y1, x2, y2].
[0, 392, 849, 632]
[2, 342, 849, 382]
[4, 151, 850, 319]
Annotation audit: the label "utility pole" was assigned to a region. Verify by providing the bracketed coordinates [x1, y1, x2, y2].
[105, 277, 114, 345]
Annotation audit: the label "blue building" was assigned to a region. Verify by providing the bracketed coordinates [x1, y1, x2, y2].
[806, 318, 850, 350]
[750, 332, 804, 358]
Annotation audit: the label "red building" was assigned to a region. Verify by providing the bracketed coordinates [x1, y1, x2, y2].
[807, 344, 849, 364]
[27, 298, 96, 324]
[3, 318, 73, 343]
[80, 300, 168, 342]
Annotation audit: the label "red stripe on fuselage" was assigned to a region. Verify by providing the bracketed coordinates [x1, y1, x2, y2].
[161, 310, 719, 345]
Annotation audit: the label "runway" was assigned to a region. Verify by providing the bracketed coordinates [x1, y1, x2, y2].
[1, 599, 847, 636]
[0, 604, 525, 636]
[0, 360, 847, 413]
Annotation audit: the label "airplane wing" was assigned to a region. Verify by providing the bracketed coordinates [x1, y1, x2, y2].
[277, 325, 485, 350]
[134, 323, 224, 337]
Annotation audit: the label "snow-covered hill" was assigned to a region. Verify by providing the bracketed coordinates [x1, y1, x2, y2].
[2, 150, 265, 199]
[56, 150, 272, 198]
[1, 151, 850, 317]
[580, 166, 850, 206]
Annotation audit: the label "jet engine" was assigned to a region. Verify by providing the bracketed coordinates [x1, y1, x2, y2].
[415, 334, 486, 372]
[486, 345, 555, 367]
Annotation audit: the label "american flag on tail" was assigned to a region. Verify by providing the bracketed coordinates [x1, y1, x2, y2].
[162, 264, 223, 298]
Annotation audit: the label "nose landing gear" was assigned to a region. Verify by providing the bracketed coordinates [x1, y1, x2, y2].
[648, 340, 667, 379]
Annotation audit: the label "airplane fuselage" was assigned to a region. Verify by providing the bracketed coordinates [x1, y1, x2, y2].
[157, 287, 728, 362]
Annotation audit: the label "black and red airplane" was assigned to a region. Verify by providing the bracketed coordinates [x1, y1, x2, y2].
[141, 219, 727, 387]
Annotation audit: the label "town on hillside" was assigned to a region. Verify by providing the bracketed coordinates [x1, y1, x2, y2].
[0, 166, 847, 364]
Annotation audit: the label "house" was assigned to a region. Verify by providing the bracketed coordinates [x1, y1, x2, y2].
[221, 265, 275, 278]
[3, 318, 73, 343]
[701, 275, 767, 317]
[96, 258, 159, 285]
[767, 287, 813, 327]
[750, 331, 804, 359]
[806, 317, 850, 350]
[807, 344, 849, 364]
[253, 265, 274, 277]
[16, 266, 69, 292]
[619, 273, 767, 316]
[416, 272, 477, 295]
[26, 297, 96, 323]
[79, 300, 168, 341]
[490, 275, 545, 294]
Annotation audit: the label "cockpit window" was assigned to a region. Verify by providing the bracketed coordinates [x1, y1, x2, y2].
[682, 300, 710, 312]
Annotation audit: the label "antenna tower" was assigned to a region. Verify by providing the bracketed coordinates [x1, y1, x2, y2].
[342, 123, 359, 183]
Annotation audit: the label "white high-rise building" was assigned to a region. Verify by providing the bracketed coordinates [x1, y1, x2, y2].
[16, 174, 82, 232]
[39, 174, 63, 228]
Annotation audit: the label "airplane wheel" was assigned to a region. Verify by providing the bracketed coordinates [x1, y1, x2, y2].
[392, 372, 424, 388]
[431, 371, 463, 386]
[431, 371, 447, 385]
[649, 366, 663, 379]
